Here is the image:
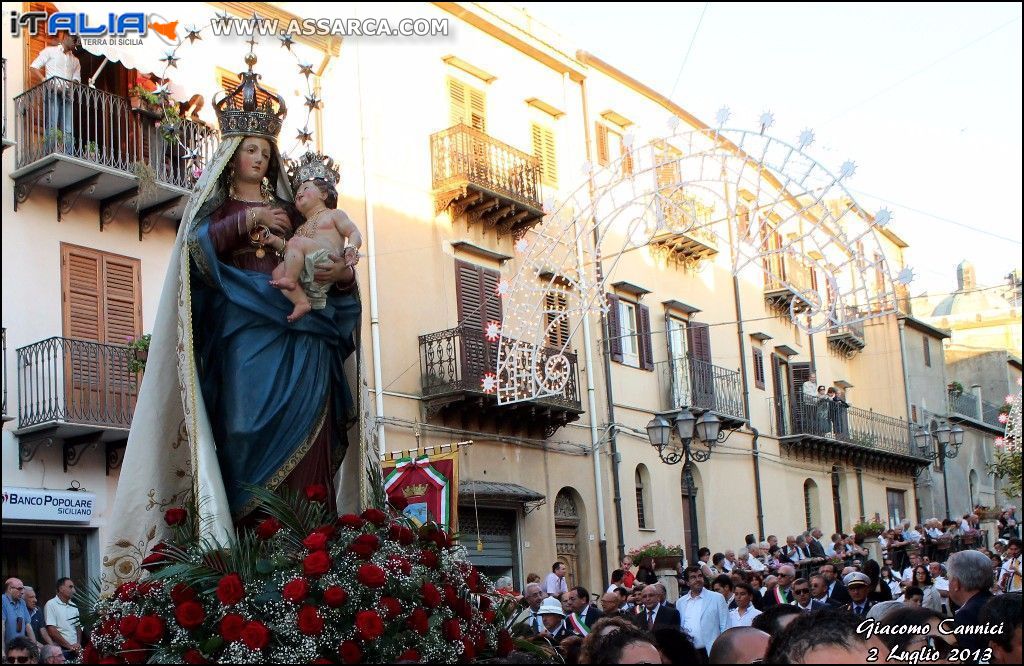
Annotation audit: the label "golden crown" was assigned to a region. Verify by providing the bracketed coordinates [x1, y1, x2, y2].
[402, 484, 429, 498]
[214, 54, 287, 140]
[287, 151, 341, 191]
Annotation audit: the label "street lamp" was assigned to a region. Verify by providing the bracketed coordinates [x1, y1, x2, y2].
[645, 408, 724, 466]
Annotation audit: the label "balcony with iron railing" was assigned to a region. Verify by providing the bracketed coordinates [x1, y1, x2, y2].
[648, 193, 719, 266]
[419, 325, 582, 438]
[431, 123, 545, 237]
[656, 354, 746, 429]
[11, 78, 219, 233]
[947, 389, 1005, 432]
[14, 336, 137, 474]
[764, 254, 817, 313]
[827, 307, 867, 356]
[769, 396, 927, 472]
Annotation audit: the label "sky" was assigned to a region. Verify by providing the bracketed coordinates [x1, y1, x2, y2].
[519, 2, 1023, 298]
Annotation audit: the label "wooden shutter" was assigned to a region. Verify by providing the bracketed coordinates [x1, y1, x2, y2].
[24, 2, 58, 86]
[596, 123, 609, 166]
[791, 362, 811, 401]
[531, 123, 557, 188]
[544, 291, 571, 350]
[620, 139, 634, 177]
[753, 348, 765, 389]
[686, 322, 712, 363]
[448, 77, 485, 131]
[606, 293, 622, 363]
[637, 303, 653, 371]
[687, 322, 714, 406]
[455, 260, 501, 379]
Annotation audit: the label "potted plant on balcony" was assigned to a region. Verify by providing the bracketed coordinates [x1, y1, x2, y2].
[948, 381, 965, 397]
[84, 140, 99, 160]
[628, 540, 684, 572]
[852, 520, 885, 540]
[127, 334, 151, 374]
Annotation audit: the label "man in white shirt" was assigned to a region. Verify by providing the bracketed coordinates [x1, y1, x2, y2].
[1000, 539, 1022, 593]
[902, 553, 923, 583]
[722, 550, 736, 572]
[743, 546, 766, 572]
[44, 577, 81, 660]
[544, 562, 569, 598]
[928, 561, 950, 615]
[30, 33, 82, 151]
[513, 583, 546, 634]
[676, 565, 728, 656]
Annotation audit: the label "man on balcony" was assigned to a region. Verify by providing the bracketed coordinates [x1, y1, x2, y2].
[30, 32, 81, 152]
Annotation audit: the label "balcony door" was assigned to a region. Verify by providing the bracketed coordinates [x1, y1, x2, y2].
[61, 244, 141, 425]
[667, 317, 690, 407]
[687, 321, 715, 410]
[771, 354, 791, 434]
[455, 260, 502, 387]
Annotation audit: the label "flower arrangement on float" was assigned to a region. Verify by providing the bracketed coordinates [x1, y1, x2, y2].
[79, 483, 515, 664]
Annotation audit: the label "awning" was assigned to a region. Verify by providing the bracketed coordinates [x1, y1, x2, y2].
[460, 480, 546, 505]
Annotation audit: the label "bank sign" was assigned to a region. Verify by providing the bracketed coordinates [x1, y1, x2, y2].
[2, 487, 95, 523]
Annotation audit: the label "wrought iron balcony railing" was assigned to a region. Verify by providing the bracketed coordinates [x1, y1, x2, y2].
[947, 390, 1005, 430]
[657, 354, 745, 422]
[16, 336, 137, 431]
[14, 77, 219, 189]
[420, 325, 581, 412]
[827, 307, 867, 355]
[765, 254, 816, 295]
[430, 123, 544, 234]
[769, 396, 923, 460]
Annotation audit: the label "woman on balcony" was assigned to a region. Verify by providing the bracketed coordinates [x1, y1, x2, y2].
[102, 59, 362, 588]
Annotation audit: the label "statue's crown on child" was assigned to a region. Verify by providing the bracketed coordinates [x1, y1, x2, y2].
[288, 151, 341, 191]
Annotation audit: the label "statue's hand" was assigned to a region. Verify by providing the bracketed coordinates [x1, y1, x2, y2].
[314, 253, 353, 284]
[256, 207, 292, 236]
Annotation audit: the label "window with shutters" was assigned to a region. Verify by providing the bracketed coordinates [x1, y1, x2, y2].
[612, 299, 653, 371]
[618, 301, 639, 366]
[737, 205, 751, 240]
[596, 123, 632, 177]
[753, 348, 766, 390]
[635, 465, 653, 529]
[544, 291, 571, 350]
[531, 122, 557, 188]
[448, 77, 486, 131]
[455, 260, 502, 379]
[23, 2, 58, 86]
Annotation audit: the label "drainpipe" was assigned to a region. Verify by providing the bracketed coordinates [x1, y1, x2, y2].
[580, 75, 624, 573]
[897, 318, 928, 519]
[353, 36, 386, 455]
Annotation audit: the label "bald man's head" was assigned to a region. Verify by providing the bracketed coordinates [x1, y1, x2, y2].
[600, 591, 622, 614]
[709, 627, 770, 664]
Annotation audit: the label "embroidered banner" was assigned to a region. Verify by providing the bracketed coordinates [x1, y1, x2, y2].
[382, 449, 459, 532]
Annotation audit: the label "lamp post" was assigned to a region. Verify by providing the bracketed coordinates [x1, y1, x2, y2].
[915, 421, 965, 520]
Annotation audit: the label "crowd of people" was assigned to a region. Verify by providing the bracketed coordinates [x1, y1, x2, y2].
[500, 519, 1021, 664]
[2, 578, 79, 664]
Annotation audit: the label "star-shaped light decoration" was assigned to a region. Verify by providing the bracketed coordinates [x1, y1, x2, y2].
[1007, 394, 1016, 404]
[994, 437, 1005, 448]
[161, 51, 180, 69]
[999, 412, 1010, 424]
[874, 208, 892, 227]
[797, 128, 815, 149]
[182, 148, 200, 161]
[185, 25, 202, 43]
[246, 35, 259, 52]
[514, 238, 529, 254]
[296, 126, 313, 143]
[481, 372, 497, 394]
[839, 160, 857, 180]
[484, 321, 501, 342]
[715, 106, 731, 128]
[213, 11, 231, 29]
[495, 280, 510, 297]
[298, 62, 315, 77]
[304, 94, 322, 110]
[759, 111, 775, 135]
[895, 267, 915, 285]
[279, 33, 295, 50]
[153, 83, 171, 100]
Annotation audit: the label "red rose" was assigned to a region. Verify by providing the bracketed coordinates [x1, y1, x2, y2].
[339, 640, 363, 664]
[337, 514, 365, 530]
[297, 605, 325, 635]
[323, 585, 349, 608]
[256, 517, 282, 540]
[120, 639, 148, 664]
[461, 637, 476, 661]
[406, 608, 430, 635]
[220, 613, 245, 642]
[467, 570, 482, 592]
[170, 583, 197, 605]
[360, 507, 388, 526]
[240, 620, 270, 650]
[303, 531, 329, 551]
[349, 543, 375, 560]
[82, 646, 99, 664]
[135, 615, 165, 644]
[314, 524, 337, 540]
[444, 585, 457, 604]
[443, 618, 462, 641]
[150, 542, 168, 554]
[137, 581, 161, 597]
[479, 595, 492, 612]
[432, 530, 452, 549]
[100, 618, 119, 637]
[183, 649, 210, 664]
[418, 524, 438, 543]
[282, 578, 310, 603]
[216, 573, 245, 606]
[420, 549, 439, 569]
[398, 650, 421, 662]
[349, 534, 380, 559]
[452, 599, 472, 621]
[386, 555, 412, 575]
[475, 633, 488, 652]
[380, 596, 402, 620]
[355, 610, 385, 641]
[356, 563, 387, 588]
[397, 526, 415, 545]
[303, 550, 332, 576]
[174, 600, 205, 630]
[497, 629, 514, 657]
[420, 583, 442, 608]
[140, 552, 168, 571]
[164, 507, 188, 526]
[305, 484, 328, 503]
[118, 615, 140, 639]
[115, 582, 137, 602]
[483, 610, 496, 624]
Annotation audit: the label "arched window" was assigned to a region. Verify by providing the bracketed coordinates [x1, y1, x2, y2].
[635, 465, 652, 529]
[803, 479, 820, 532]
